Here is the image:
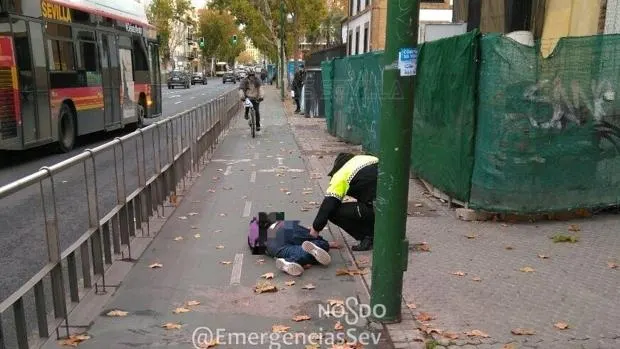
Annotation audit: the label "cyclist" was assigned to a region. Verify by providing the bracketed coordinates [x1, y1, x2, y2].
[238, 68, 265, 131]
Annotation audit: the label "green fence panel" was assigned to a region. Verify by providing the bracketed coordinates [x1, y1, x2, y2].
[321, 60, 335, 133]
[411, 30, 479, 202]
[330, 52, 384, 154]
[470, 33, 620, 213]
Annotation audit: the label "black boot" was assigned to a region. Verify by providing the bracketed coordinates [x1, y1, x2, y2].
[352, 236, 373, 251]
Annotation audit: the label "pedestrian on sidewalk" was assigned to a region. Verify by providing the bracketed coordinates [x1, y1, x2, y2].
[266, 220, 339, 276]
[310, 153, 378, 251]
[238, 68, 265, 131]
[292, 66, 305, 113]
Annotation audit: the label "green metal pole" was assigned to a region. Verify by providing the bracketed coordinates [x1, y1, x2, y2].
[280, 0, 285, 101]
[370, 0, 419, 323]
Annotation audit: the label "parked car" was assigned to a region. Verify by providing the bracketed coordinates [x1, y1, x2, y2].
[222, 71, 237, 84]
[191, 72, 208, 85]
[168, 70, 190, 89]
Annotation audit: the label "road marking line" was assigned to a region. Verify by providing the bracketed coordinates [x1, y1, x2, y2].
[224, 165, 232, 176]
[230, 253, 244, 285]
[243, 201, 252, 217]
[250, 171, 256, 183]
[212, 159, 251, 164]
[175, 101, 182, 104]
[277, 157, 284, 165]
[258, 168, 305, 173]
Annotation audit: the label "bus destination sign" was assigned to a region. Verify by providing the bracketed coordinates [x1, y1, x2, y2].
[41, 0, 72, 23]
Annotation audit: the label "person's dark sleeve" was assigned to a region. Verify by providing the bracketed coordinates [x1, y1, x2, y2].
[312, 196, 341, 232]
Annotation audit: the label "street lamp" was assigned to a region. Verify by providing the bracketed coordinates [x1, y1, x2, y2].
[279, 4, 295, 101]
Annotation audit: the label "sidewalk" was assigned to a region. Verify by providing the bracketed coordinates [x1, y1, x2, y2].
[285, 101, 620, 349]
[44, 87, 390, 348]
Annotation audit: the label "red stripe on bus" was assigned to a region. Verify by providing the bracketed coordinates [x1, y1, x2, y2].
[50, 87, 104, 117]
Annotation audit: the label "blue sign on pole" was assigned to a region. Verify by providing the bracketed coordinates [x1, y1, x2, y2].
[398, 47, 417, 76]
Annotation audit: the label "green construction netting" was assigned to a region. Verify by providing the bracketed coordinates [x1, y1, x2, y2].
[470, 33, 620, 213]
[328, 52, 384, 154]
[321, 60, 335, 132]
[411, 30, 479, 202]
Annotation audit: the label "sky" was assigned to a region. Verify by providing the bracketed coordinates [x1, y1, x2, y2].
[192, 0, 207, 9]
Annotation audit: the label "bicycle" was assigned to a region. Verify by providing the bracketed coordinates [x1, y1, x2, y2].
[244, 97, 258, 138]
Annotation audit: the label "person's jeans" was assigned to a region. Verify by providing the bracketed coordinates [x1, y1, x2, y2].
[329, 202, 375, 241]
[244, 100, 261, 127]
[277, 239, 330, 265]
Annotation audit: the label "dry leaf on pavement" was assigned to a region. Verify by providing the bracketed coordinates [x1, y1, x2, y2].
[186, 300, 201, 306]
[505, 246, 514, 250]
[149, 263, 163, 269]
[357, 256, 370, 265]
[520, 266, 535, 273]
[220, 261, 232, 265]
[188, 212, 199, 216]
[568, 224, 581, 232]
[419, 324, 442, 335]
[162, 322, 182, 330]
[292, 314, 311, 322]
[58, 334, 90, 346]
[464, 329, 490, 338]
[173, 307, 190, 314]
[106, 310, 128, 317]
[254, 282, 278, 294]
[174, 236, 183, 241]
[451, 271, 467, 277]
[336, 268, 369, 276]
[472, 277, 482, 282]
[411, 242, 431, 252]
[300, 207, 310, 212]
[216, 245, 225, 249]
[554, 322, 569, 330]
[302, 283, 316, 290]
[334, 321, 344, 330]
[272, 325, 290, 333]
[465, 233, 477, 239]
[328, 299, 345, 306]
[197, 339, 219, 348]
[262, 272, 275, 279]
[608, 261, 618, 269]
[538, 254, 550, 259]
[406, 303, 417, 309]
[502, 344, 516, 349]
[415, 312, 435, 322]
[178, 216, 188, 220]
[511, 328, 536, 335]
[170, 194, 178, 205]
[285, 281, 296, 286]
[443, 332, 459, 340]
[194, 234, 201, 238]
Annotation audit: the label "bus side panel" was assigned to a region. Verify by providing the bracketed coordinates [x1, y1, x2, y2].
[134, 70, 149, 114]
[0, 36, 22, 150]
[50, 87, 104, 136]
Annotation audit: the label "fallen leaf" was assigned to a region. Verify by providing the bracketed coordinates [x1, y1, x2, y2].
[505, 246, 514, 250]
[415, 312, 435, 322]
[254, 282, 278, 294]
[162, 322, 182, 330]
[607, 261, 618, 269]
[568, 224, 581, 232]
[306, 345, 320, 349]
[188, 212, 199, 216]
[465, 233, 477, 239]
[208, 189, 216, 193]
[336, 268, 369, 276]
[414, 203, 423, 207]
[451, 271, 467, 277]
[174, 236, 184, 241]
[406, 303, 417, 309]
[443, 332, 459, 340]
[520, 266, 535, 273]
[302, 283, 316, 290]
[328, 299, 345, 306]
[198, 339, 219, 348]
[219, 213, 226, 217]
[272, 325, 290, 333]
[511, 328, 536, 335]
[59, 334, 90, 347]
[420, 325, 442, 335]
[285, 281, 296, 286]
[170, 194, 178, 205]
[173, 307, 190, 314]
[106, 310, 128, 317]
[411, 242, 431, 252]
[262, 272, 275, 279]
[538, 254, 550, 259]
[216, 245, 225, 249]
[300, 207, 310, 212]
[220, 261, 232, 265]
[178, 216, 188, 220]
[554, 322, 569, 330]
[551, 234, 579, 243]
[501, 344, 516, 349]
[357, 256, 371, 265]
[149, 263, 163, 269]
[256, 259, 265, 264]
[292, 314, 311, 322]
[334, 321, 344, 330]
[186, 300, 201, 306]
[464, 329, 490, 338]
[472, 277, 482, 282]
[194, 234, 201, 238]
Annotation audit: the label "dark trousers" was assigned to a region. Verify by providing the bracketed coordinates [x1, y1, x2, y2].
[244, 100, 260, 127]
[269, 223, 330, 265]
[329, 202, 375, 241]
[278, 239, 330, 265]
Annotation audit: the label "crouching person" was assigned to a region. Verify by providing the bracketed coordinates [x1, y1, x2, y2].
[265, 220, 339, 276]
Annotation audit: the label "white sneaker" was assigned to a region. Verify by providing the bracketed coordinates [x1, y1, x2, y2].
[302, 241, 331, 266]
[275, 258, 304, 276]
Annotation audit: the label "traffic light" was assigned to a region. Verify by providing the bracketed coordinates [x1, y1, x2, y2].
[199, 37, 205, 48]
[232, 35, 237, 45]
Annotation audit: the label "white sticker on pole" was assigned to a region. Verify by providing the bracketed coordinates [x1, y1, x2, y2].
[398, 48, 417, 76]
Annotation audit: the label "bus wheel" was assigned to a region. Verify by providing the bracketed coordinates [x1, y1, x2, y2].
[58, 104, 76, 153]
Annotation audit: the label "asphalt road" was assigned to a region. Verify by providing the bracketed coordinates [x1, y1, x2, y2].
[0, 79, 238, 303]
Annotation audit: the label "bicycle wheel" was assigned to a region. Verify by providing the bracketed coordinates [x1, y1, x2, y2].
[250, 108, 256, 138]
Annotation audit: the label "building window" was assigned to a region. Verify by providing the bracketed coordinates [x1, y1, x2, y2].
[348, 30, 353, 54]
[363, 24, 369, 53]
[350, 0, 354, 16]
[357, 0, 361, 14]
[355, 27, 360, 55]
[366, 0, 370, 7]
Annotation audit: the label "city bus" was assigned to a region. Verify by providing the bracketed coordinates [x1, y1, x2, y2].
[0, 0, 163, 152]
[214, 61, 228, 77]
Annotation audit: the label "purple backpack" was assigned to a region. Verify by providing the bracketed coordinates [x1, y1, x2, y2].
[248, 212, 284, 254]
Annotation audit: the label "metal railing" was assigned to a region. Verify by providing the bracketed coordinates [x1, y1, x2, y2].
[0, 89, 240, 348]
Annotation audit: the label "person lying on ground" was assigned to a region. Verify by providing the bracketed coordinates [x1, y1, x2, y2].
[265, 220, 340, 276]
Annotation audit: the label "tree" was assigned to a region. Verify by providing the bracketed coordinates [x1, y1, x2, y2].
[237, 51, 256, 65]
[146, 0, 193, 68]
[198, 9, 246, 65]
